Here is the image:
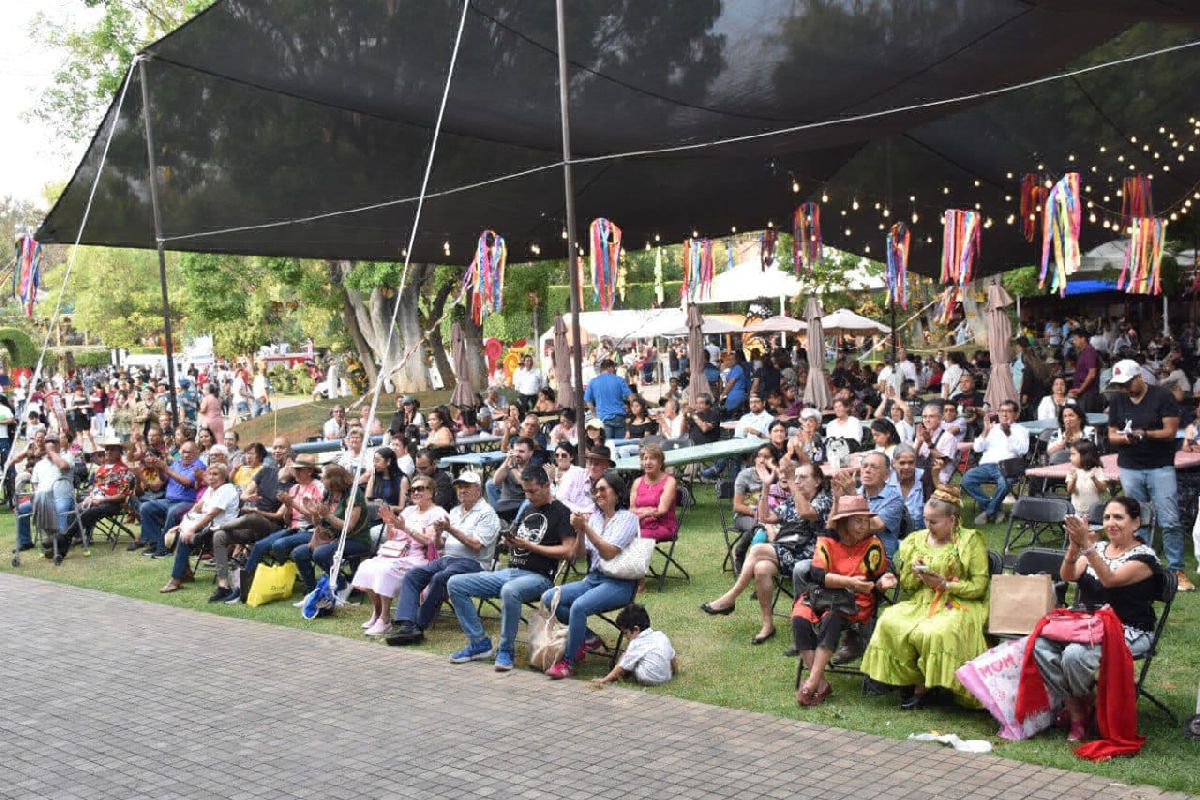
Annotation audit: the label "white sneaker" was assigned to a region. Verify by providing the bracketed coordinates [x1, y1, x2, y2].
[364, 619, 391, 637]
[361, 616, 379, 630]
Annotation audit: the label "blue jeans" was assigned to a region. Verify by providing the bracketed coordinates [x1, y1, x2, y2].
[1119, 466, 1185, 572]
[292, 539, 370, 592]
[253, 399, 270, 417]
[393, 556, 483, 629]
[16, 496, 75, 548]
[961, 463, 1008, 518]
[602, 417, 625, 441]
[542, 571, 637, 665]
[171, 529, 213, 580]
[140, 498, 193, 553]
[244, 528, 305, 575]
[447, 567, 552, 655]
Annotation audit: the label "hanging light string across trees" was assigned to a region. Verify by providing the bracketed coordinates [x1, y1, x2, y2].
[1039, 172, 1082, 297]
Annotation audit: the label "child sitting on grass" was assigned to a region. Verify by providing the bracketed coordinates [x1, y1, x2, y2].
[591, 603, 677, 687]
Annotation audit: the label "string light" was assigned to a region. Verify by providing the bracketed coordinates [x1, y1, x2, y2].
[1005, 171, 1014, 179]
[844, 227, 852, 236]
[942, 186, 950, 195]
[654, 233, 660, 242]
[973, 179, 981, 187]
[1006, 213, 1015, 225]
[792, 180, 801, 193]
[911, 212, 919, 224]
[821, 192, 829, 202]
[852, 199, 859, 210]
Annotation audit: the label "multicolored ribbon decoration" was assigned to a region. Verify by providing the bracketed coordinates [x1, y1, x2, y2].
[938, 286, 960, 326]
[653, 246, 664, 305]
[462, 230, 506, 324]
[885, 222, 910, 310]
[1121, 175, 1153, 227]
[940, 209, 981, 287]
[1019, 173, 1044, 243]
[726, 237, 736, 273]
[680, 238, 714, 302]
[792, 203, 822, 272]
[760, 229, 777, 270]
[14, 235, 41, 318]
[1039, 172, 1081, 297]
[1119, 217, 1166, 295]
[588, 218, 622, 311]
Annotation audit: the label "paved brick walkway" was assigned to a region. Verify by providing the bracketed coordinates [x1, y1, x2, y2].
[1, 572, 1193, 800]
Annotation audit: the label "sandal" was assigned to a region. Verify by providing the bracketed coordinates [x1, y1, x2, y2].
[810, 682, 834, 705]
[796, 684, 816, 706]
[159, 580, 182, 594]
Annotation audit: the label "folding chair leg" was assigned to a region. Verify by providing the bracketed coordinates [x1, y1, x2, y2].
[1139, 687, 1179, 724]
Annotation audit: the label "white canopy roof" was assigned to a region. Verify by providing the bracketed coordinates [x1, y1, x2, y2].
[539, 308, 743, 351]
[743, 315, 805, 333]
[697, 258, 803, 304]
[821, 308, 892, 335]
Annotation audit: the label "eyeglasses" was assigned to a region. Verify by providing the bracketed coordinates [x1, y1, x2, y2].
[411, 485, 430, 492]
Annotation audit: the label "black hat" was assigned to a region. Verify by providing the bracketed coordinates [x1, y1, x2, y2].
[584, 445, 615, 467]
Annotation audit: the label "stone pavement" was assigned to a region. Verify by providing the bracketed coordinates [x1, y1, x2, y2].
[0, 572, 1193, 800]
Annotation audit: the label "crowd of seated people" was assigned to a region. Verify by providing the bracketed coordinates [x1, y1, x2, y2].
[7, 321, 1195, 751]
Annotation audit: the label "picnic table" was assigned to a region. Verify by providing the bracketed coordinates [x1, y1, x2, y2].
[1025, 450, 1200, 483]
[613, 437, 764, 472]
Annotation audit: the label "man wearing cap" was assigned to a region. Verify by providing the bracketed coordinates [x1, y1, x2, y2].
[584, 359, 632, 440]
[446, 465, 577, 670]
[386, 471, 502, 645]
[488, 437, 534, 521]
[14, 434, 77, 553]
[1107, 359, 1193, 592]
[63, 437, 133, 550]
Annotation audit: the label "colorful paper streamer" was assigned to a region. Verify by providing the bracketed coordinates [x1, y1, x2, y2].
[940, 209, 981, 287]
[588, 218, 622, 311]
[1039, 172, 1081, 297]
[760, 229, 776, 270]
[13, 235, 41, 318]
[463, 230, 506, 324]
[680, 238, 714, 303]
[792, 203, 822, 272]
[886, 222, 909, 310]
[1118, 217, 1166, 296]
[1121, 175, 1153, 226]
[1019, 173, 1044, 243]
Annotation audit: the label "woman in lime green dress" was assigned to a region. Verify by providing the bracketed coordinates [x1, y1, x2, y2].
[860, 485, 991, 709]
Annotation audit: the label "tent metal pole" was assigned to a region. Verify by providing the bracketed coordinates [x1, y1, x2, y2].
[138, 58, 180, 426]
[555, 0, 588, 457]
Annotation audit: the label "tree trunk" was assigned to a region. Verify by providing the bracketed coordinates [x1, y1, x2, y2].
[460, 312, 488, 390]
[328, 260, 379, 387]
[336, 261, 431, 393]
[425, 279, 456, 388]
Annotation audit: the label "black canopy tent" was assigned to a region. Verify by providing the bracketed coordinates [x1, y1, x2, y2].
[32, 2, 1200, 429]
[38, 1, 1200, 275]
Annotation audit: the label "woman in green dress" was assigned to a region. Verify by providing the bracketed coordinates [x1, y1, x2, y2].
[860, 484, 991, 709]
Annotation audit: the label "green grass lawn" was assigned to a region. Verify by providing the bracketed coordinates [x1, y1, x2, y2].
[1, 485, 1196, 791]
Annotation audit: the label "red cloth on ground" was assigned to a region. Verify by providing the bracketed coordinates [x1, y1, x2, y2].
[1015, 606, 1144, 761]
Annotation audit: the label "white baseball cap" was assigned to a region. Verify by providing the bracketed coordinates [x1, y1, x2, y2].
[1107, 359, 1141, 387]
[453, 470, 481, 486]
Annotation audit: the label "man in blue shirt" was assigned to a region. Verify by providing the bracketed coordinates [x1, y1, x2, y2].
[584, 359, 632, 440]
[832, 450, 904, 559]
[138, 441, 207, 558]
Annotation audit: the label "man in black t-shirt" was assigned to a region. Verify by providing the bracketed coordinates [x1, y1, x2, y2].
[446, 465, 577, 669]
[1106, 359, 1193, 592]
[688, 393, 721, 446]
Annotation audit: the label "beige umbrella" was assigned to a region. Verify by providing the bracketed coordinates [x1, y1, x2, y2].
[553, 316, 576, 409]
[983, 284, 1018, 410]
[686, 304, 712, 407]
[802, 297, 833, 410]
[449, 322, 477, 408]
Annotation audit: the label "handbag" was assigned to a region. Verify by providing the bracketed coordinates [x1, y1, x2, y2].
[598, 536, 655, 580]
[988, 573, 1056, 636]
[245, 561, 299, 607]
[1039, 608, 1106, 646]
[377, 538, 411, 559]
[528, 588, 568, 670]
[805, 586, 857, 617]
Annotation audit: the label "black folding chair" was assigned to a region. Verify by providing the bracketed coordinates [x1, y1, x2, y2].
[1000, 496, 1072, 568]
[1134, 570, 1179, 723]
[1013, 547, 1070, 606]
[646, 484, 692, 591]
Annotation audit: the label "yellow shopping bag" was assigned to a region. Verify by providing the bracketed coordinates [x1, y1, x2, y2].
[246, 561, 299, 607]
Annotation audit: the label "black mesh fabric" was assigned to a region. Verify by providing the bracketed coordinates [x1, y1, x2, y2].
[35, 0, 1200, 277]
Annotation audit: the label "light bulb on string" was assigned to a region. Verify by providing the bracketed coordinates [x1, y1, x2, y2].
[911, 211, 919, 224]
[1006, 213, 1015, 225]
[561, 229, 568, 240]
[1099, 145, 1107, 153]
[654, 233, 661, 242]
[1088, 212, 1096, 223]
[852, 198, 859, 210]
[844, 227, 852, 236]
[821, 192, 829, 203]
[874, 202, 881, 210]
[878, 222, 885, 231]
[1006, 171, 1014, 179]
[1043, 179, 1052, 188]
[692, 230, 699, 237]
[792, 180, 800, 193]
[1004, 194, 1012, 202]
[942, 186, 950, 195]
[1068, 154, 1076, 162]
[864, 244, 871, 253]
[908, 195, 916, 202]
[973, 179, 981, 187]
[840, 209, 847, 216]
[1130, 135, 1138, 143]
[1171, 212, 1179, 221]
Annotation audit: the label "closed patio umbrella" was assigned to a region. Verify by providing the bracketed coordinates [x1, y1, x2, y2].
[553, 316, 576, 409]
[803, 297, 833, 410]
[449, 322, 477, 408]
[686, 304, 712, 407]
[983, 284, 1018, 410]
